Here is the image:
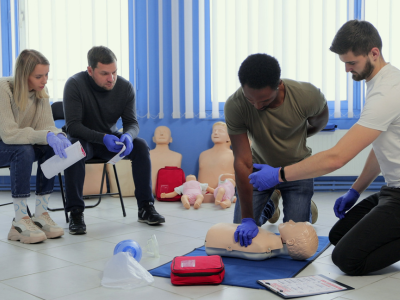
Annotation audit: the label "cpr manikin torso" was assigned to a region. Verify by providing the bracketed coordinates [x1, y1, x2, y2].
[150, 126, 182, 195]
[205, 220, 318, 260]
[198, 122, 234, 202]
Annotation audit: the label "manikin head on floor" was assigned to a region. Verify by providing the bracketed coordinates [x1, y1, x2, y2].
[278, 220, 319, 260]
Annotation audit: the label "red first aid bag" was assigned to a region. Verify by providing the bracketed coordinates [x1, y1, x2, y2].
[156, 166, 185, 201]
[170, 255, 225, 285]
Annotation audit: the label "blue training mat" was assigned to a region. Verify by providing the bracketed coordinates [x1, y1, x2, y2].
[149, 236, 330, 289]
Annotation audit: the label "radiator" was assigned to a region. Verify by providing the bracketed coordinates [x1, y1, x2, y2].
[307, 129, 372, 176]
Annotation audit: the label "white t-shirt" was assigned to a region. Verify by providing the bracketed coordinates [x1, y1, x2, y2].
[357, 63, 400, 187]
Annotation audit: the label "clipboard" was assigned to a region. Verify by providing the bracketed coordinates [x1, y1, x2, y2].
[257, 274, 353, 299]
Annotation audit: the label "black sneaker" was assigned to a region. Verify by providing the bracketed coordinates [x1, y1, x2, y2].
[138, 203, 165, 225]
[69, 208, 86, 235]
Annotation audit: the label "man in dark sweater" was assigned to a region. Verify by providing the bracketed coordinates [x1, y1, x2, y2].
[63, 46, 165, 234]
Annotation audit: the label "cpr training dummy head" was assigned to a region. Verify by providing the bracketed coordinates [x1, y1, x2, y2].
[278, 220, 319, 260]
[211, 122, 231, 147]
[153, 126, 172, 145]
[205, 221, 318, 260]
[160, 175, 215, 209]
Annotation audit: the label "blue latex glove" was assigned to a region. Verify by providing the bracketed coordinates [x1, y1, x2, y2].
[57, 133, 72, 149]
[103, 134, 123, 153]
[46, 132, 67, 158]
[234, 218, 259, 247]
[119, 133, 133, 157]
[333, 188, 360, 219]
[248, 164, 280, 191]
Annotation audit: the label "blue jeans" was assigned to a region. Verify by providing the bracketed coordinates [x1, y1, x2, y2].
[0, 141, 55, 198]
[233, 178, 314, 226]
[63, 136, 154, 212]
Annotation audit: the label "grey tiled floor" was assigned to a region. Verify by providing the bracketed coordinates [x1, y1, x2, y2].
[0, 190, 399, 300]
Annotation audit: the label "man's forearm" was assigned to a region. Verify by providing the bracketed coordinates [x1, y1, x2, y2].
[235, 165, 254, 219]
[352, 149, 381, 193]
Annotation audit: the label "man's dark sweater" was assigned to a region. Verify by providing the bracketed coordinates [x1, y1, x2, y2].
[63, 71, 139, 144]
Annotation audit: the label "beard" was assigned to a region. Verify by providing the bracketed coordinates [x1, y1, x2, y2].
[352, 58, 374, 81]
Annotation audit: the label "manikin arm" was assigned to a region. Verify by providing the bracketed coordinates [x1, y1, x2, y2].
[206, 186, 215, 193]
[282, 124, 382, 182]
[352, 148, 381, 193]
[230, 133, 254, 219]
[161, 191, 179, 198]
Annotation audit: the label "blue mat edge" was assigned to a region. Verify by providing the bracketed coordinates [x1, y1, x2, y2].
[149, 236, 331, 286]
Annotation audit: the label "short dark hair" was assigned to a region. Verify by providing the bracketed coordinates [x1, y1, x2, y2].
[238, 53, 281, 89]
[330, 20, 382, 56]
[87, 46, 117, 69]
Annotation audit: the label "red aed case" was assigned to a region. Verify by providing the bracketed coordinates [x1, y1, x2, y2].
[156, 166, 185, 201]
[170, 255, 225, 285]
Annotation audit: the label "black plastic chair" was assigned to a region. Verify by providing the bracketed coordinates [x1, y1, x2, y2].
[48, 102, 126, 223]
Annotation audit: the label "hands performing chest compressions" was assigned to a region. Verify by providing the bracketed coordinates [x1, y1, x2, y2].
[234, 164, 282, 247]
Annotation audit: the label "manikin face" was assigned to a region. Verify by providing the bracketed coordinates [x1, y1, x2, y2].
[186, 175, 196, 182]
[278, 220, 318, 260]
[153, 126, 172, 145]
[211, 125, 230, 144]
[339, 51, 375, 81]
[28, 64, 49, 92]
[242, 83, 280, 111]
[87, 62, 118, 90]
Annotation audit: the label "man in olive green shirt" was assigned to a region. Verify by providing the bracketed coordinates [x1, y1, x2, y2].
[225, 54, 328, 246]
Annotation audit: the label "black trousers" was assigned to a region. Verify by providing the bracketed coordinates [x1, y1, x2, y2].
[64, 136, 154, 212]
[329, 186, 400, 275]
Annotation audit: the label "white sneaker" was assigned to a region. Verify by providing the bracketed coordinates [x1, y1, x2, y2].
[32, 213, 64, 238]
[8, 217, 47, 244]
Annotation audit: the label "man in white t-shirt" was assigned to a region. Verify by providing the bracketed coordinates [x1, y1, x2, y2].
[233, 20, 400, 276]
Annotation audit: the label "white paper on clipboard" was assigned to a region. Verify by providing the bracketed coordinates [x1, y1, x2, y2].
[41, 141, 86, 179]
[107, 142, 126, 165]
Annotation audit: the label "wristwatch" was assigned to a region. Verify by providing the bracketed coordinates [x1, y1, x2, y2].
[280, 167, 288, 182]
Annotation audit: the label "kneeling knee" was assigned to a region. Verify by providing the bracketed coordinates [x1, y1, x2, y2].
[331, 248, 366, 276]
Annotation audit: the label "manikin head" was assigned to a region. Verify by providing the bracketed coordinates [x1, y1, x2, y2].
[153, 126, 172, 145]
[330, 20, 384, 82]
[238, 53, 282, 111]
[87, 46, 118, 90]
[278, 220, 318, 260]
[211, 122, 231, 145]
[186, 175, 197, 182]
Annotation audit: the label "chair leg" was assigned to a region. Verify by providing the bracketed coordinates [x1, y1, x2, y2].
[59, 173, 69, 223]
[48, 173, 69, 223]
[84, 164, 106, 208]
[113, 164, 126, 217]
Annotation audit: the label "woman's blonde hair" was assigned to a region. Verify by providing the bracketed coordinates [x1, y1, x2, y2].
[13, 49, 49, 110]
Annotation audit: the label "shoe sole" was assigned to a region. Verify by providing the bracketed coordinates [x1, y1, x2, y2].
[268, 207, 281, 224]
[311, 200, 318, 224]
[43, 230, 65, 239]
[138, 219, 165, 225]
[8, 229, 47, 244]
[69, 229, 87, 235]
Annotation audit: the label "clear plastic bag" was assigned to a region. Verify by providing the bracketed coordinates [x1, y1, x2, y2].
[101, 252, 154, 289]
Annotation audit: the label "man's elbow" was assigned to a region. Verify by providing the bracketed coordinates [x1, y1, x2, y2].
[326, 152, 348, 173]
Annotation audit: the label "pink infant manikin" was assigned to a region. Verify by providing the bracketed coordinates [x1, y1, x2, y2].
[160, 175, 215, 209]
[214, 174, 236, 209]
